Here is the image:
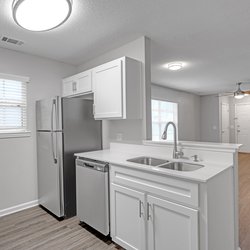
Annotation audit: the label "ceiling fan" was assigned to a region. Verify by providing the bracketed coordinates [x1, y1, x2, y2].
[220, 82, 250, 99]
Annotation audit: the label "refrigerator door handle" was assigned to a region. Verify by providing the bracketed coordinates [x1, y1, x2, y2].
[51, 132, 58, 164]
[51, 99, 56, 132]
[51, 100, 58, 164]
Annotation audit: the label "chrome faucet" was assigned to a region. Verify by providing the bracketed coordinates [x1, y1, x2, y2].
[161, 122, 183, 159]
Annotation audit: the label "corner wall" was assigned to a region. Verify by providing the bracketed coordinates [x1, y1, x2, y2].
[0, 48, 76, 211]
[77, 37, 151, 148]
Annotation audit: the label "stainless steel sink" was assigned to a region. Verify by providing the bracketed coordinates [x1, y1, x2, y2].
[158, 162, 204, 172]
[127, 156, 170, 166]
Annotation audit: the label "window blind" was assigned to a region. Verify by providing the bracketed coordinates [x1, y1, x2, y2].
[0, 78, 27, 132]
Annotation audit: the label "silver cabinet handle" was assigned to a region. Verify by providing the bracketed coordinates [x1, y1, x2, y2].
[147, 202, 151, 220]
[139, 200, 143, 218]
[93, 104, 95, 116]
[72, 81, 77, 92]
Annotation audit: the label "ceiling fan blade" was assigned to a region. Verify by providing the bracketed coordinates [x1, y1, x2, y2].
[243, 90, 250, 95]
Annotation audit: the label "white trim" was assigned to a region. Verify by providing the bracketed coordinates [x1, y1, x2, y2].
[143, 140, 241, 153]
[0, 131, 31, 139]
[0, 73, 30, 83]
[0, 200, 38, 217]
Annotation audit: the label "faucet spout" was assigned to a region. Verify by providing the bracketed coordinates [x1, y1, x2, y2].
[161, 122, 182, 159]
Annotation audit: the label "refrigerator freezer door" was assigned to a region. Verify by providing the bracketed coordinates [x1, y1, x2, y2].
[37, 131, 64, 217]
[62, 98, 102, 217]
[36, 97, 62, 131]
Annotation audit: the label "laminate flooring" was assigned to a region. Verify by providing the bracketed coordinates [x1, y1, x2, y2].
[239, 153, 250, 250]
[0, 206, 122, 250]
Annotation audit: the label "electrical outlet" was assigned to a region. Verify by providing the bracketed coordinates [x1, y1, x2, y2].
[116, 133, 123, 141]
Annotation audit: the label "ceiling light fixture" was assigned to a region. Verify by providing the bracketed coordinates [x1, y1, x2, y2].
[166, 62, 183, 71]
[12, 0, 72, 32]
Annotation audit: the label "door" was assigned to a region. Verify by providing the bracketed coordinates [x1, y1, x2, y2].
[110, 184, 146, 250]
[76, 70, 92, 94]
[36, 96, 62, 131]
[37, 131, 64, 217]
[62, 78, 76, 97]
[221, 103, 230, 143]
[147, 195, 198, 250]
[235, 103, 250, 152]
[93, 58, 123, 119]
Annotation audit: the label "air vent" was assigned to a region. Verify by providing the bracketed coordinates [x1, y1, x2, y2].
[1, 36, 24, 46]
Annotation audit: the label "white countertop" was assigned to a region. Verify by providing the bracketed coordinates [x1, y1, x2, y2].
[74, 146, 234, 183]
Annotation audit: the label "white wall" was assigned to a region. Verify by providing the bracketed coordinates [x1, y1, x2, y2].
[77, 37, 151, 148]
[151, 84, 201, 141]
[0, 48, 76, 211]
[200, 95, 220, 142]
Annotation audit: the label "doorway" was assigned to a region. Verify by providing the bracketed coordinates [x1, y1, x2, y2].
[235, 103, 250, 153]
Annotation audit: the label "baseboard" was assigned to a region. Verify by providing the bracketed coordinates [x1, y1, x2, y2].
[0, 200, 38, 217]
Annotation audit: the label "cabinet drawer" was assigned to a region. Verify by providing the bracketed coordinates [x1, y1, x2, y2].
[110, 165, 199, 208]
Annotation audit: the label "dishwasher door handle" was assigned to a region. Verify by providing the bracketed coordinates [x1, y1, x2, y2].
[76, 159, 109, 172]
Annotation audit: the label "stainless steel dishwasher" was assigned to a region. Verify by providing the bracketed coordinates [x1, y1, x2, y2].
[76, 157, 109, 235]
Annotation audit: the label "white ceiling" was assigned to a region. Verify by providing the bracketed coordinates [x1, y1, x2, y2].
[1, 0, 250, 95]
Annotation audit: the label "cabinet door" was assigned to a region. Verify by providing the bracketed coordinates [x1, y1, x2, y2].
[110, 183, 146, 250]
[147, 195, 198, 250]
[62, 78, 77, 97]
[93, 59, 123, 119]
[76, 70, 92, 94]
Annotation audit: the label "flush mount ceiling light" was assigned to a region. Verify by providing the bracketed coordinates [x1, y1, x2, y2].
[12, 0, 72, 32]
[165, 62, 183, 71]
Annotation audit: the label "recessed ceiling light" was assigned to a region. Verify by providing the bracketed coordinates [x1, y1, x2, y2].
[12, 0, 72, 32]
[166, 62, 183, 71]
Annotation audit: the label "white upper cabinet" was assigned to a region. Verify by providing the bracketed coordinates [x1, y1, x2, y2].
[62, 70, 92, 97]
[92, 57, 142, 119]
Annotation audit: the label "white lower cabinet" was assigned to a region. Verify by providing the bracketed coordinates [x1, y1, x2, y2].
[147, 195, 198, 250]
[110, 184, 146, 250]
[110, 183, 198, 250]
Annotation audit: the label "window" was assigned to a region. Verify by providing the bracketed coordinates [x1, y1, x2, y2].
[0, 76, 28, 133]
[151, 99, 178, 141]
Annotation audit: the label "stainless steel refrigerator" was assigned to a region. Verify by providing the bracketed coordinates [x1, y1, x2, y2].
[36, 96, 102, 218]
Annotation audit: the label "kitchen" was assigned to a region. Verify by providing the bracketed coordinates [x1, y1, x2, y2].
[0, 0, 249, 250]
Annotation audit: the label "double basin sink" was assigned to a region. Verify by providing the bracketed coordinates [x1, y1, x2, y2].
[127, 156, 204, 172]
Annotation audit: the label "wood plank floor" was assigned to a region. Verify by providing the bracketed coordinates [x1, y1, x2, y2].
[1, 153, 250, 250]
[0, 206, 122, 250]
[239, 153, 250, 250]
